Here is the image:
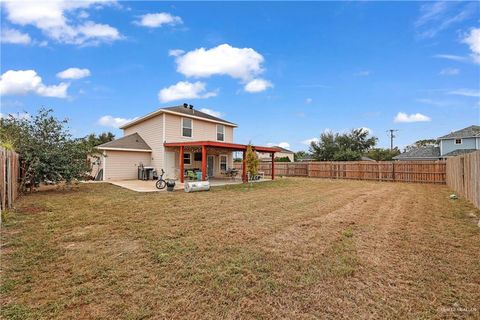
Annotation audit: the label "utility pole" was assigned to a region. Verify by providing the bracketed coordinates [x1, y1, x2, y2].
[387, 129, 398, 150]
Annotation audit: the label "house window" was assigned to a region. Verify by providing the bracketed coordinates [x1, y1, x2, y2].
[220, 155, 227, 171]
[454, 138, 462, 145]
[182, 118, 192, 137]
[217, 125, 225, 141]
[183, 153, 191, 165]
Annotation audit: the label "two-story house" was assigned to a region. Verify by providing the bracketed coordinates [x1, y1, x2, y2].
[394, 125, 480, 161]
[96, 104, 278, 182]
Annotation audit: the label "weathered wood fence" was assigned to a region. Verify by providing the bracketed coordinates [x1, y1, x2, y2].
[234, 160, 447, 184]
[1, 147, 20, 212]
[446, 151, 480, 209]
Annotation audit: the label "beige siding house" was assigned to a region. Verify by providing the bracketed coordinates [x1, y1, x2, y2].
[96, 104, 277, 182]
[258, 146, 295, 162]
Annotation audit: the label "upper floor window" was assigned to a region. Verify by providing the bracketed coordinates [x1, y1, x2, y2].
[182, 118, 192, 137]
[455, 138, 462, 145]
[217, 124, 225, 141]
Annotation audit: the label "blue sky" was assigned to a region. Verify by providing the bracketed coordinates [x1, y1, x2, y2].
[1, 1, 479, 151]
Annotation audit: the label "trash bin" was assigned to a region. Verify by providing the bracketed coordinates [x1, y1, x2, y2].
[166, 180, 175, 192]
[196, 171, 202, 181]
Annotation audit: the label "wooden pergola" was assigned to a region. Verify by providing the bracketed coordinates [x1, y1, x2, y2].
[163, 141, 279, 183]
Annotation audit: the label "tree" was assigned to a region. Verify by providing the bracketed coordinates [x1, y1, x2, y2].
[0, 108, 91, 191]
[245, 144, 259, 180]
[274, 156, 291, 162]
[404, 139, 438, 152]
[365, 147, 401, 161]
[309, 128, 377, 161]
[294, 151, 310, 161]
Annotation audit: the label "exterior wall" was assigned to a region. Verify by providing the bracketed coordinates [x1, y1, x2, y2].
[123, 115, 162, 173]
[104, 151, 151, 180]
[163, 113, 234, 143]
[167, 147, 233, 179]
[440, 137, 478, 156]
[122, 111, 236, 180]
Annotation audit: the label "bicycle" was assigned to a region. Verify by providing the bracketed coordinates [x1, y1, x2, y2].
[155, 169, 167, 189]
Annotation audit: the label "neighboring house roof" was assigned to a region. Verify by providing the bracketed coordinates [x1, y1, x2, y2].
[96, 133, 152, 152]
[438, 125, 480, 139]
[120, 104, 237, 129]
[360, 156, 376, 162]
[393, 145, 440, 160]
[273, 146, 294, 154]
[442, 149, 478, 157]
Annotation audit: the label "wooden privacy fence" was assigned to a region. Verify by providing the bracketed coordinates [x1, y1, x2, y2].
[1, 147, 20, 212]
[234, 160, 446, 184]
[446, 151, 480, 209]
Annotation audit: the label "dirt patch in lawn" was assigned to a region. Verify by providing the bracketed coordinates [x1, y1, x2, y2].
[1, 178, 479, 319]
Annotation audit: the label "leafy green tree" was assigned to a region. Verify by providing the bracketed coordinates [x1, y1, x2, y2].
[0, 108, 91, 191]
[245, 144, 259, 180]
[294, 151, 310, 161]
[274, 156, 291, 162]
[365, 147, 401, 161]
[309, 128, 377, 161]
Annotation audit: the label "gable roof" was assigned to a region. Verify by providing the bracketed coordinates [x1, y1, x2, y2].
[438, 125, 480, 139]
[96, 133, 152, 152]
[393, 145, 440, 160]
[273, 146, 294, 154]
[442, 149, 478, 157]
[120, 104, 237, 129]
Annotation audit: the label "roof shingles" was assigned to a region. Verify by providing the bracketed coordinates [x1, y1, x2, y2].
[97, 133, 151, 151]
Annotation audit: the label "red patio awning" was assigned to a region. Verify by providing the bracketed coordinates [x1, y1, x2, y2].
[163, 141, 280, 153]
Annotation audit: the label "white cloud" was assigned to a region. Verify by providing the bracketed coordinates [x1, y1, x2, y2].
[175, 44, 265, 81]
[305, 98, 313, 104]
[354, 70, 371, 77]
[394, 112, 431, 123]
[301, 137, 319, 145]
[244, 79, 273, 93]
[433, 54, 468, 62]
[448, 88, 480, 97]
[0, 70, 69, 98]
[2, 0, 121, 45]
[439, 67, 460, 76]
[415, 2, 476, 38]
[1, 28, 31, 44]
[168, 49, 185, 57]
[158, 81, 217, 103]
[462, 28, 480, 64]
[267, 142, 291, 149]
[199, 108, 223, 118]
[98, 115, 138, 128]
[135, 12, 182, 28]
[56, 67, 91, 80]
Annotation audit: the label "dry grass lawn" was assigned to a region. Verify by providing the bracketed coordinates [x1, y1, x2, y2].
[1, 178, 479, 319]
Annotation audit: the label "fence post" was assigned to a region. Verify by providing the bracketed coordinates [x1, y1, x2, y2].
[392, 162, 396, 182]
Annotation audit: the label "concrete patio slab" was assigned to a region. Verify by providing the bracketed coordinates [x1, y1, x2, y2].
[108, 178, 270, 192]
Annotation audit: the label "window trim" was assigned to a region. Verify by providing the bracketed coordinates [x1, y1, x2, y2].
[183, 152, 192, 165]
[454, 138, 462, 145]
[216, 124, 225, 141]
[181, 117, 193, 138]
[219, 154, 228, 172]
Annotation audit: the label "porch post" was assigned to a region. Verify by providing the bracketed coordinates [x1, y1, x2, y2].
[202, 145, 207, 181]
[271, 152, 275, 180]
[242, 150, 247, 183]
[179, 146, 184, 183]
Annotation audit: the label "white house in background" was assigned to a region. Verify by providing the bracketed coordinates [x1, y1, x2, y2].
[258, 146, 295, 162]
[95, 104, 279, 182]
[394, 125, 480, 161]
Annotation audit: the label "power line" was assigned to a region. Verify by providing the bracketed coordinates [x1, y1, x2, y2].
[387, 129, 398, 150]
